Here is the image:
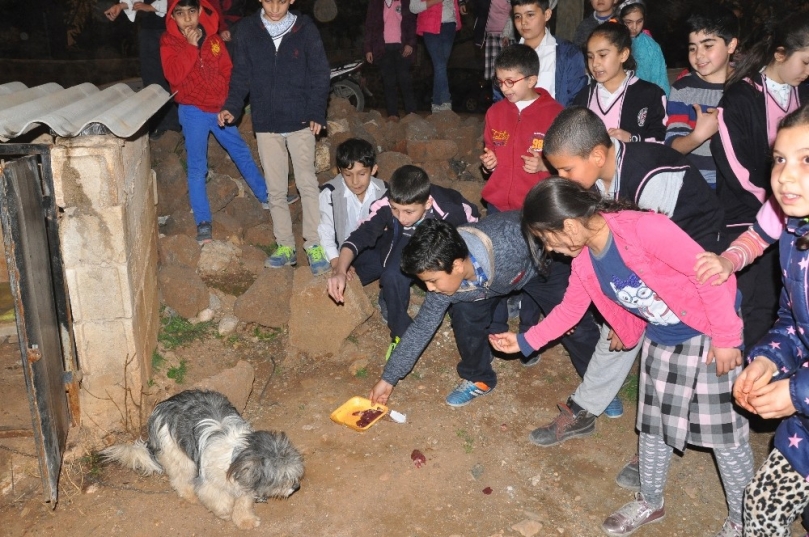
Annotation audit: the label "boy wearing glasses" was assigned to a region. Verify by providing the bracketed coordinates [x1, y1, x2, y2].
[479, 44, 562, 213]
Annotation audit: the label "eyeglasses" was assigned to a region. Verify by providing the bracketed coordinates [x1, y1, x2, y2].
[494, 76, 528, 88]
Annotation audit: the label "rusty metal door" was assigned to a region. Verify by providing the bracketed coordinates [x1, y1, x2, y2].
[0, 154, 69, 504]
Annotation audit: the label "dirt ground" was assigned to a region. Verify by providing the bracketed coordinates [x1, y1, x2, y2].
[0, 293, 801, 537]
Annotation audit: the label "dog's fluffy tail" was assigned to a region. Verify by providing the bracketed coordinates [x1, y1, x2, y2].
[100, 439, 163, 475]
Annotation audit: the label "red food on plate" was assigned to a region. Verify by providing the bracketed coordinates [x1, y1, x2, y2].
[411, 449, 426, 468]
[355, 408, 384, 428]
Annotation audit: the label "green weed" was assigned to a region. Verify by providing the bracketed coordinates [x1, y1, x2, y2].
[167, 360, 188, 384]
[257, 243, 278, 257]
[159, 315, 212, 349]
[253, 326, 281, 341]
[81, 452, 104, 480]
[355, 367, 368, 379]
[152, 350, 166, 372]
[456, 429, 474, 454]
[619, 372, 639, 402]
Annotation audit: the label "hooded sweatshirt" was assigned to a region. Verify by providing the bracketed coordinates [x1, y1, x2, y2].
[160, 0, 231, 112]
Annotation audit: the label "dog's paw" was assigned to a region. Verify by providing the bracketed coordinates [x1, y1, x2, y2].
[234, 514, 261, 530]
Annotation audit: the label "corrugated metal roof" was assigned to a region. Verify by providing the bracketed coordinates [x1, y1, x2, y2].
[0, 81, 171, 142]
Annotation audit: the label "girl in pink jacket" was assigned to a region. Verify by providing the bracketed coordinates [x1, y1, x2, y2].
[490, 177, 752, 537]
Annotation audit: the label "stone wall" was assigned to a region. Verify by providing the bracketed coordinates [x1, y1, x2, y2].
[50, 134, 159, 435]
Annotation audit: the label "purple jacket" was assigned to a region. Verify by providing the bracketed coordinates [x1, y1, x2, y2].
[523, 211, 743, 350]
[364, 0, 417, 63]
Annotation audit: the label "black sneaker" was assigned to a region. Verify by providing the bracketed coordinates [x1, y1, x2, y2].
[528, 398, 596, 447]
[520, 352, 542, 367]
[196, 222, 213, 244]
[615, 453, 640, 491]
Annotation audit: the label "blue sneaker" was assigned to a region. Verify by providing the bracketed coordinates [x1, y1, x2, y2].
[445, 380, 492, 407]
[604, 396, 624, 418]
[305, 244, 330, 276]
[265, 245, 296, 268]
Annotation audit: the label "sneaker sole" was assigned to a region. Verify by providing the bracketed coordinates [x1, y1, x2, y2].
[445, 390, 491, 408]
[604, 410, 624, 419]
[528, 422, 596, 448]
[601, 512, 664, 536]
[265, 261, 297, 269]
[614, 475, 641, 492]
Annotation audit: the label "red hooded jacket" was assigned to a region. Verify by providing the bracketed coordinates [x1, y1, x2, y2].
[160, 0, 231, 112]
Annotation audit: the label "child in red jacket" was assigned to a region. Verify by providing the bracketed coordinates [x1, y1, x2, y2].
[160, 0, 268, 243]
[479, 44, 563, 213]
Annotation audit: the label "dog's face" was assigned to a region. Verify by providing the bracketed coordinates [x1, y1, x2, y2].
[227, 430, 304, 502]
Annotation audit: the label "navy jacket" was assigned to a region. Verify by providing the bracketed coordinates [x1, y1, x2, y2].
[554, 37, 587, 107]
[224, 11, 330, 132]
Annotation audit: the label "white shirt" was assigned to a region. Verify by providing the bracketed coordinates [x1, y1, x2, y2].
[121, 0, 167, 22]
[522, 32, 557, 99]
[765, 75, 791, 109]
[318, 179, 386, 261]
[596, 72, 631, 108]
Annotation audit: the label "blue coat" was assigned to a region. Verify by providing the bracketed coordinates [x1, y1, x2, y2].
[224, 11, 330, 133]
[554, 37, 587, 107]
[748, 217, 809, 478]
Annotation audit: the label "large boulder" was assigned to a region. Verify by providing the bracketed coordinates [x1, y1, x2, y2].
[288, 267, 373, 356]
[244, 223, 274, 247]
[407, 139, 458, 162]
[198, 240, 241, 275]
[376, 151, 413, 181]
[192, 360, 255, 412]
[158, 234, 201, 269]
[224, 196, 267, 230]
[206, 172, 240, 213]
[155, 152, 189, 216]
[426, 110, 462, 137]
[404, 116, 439, 141]
[158, 265, 209, 319]
[212, 211, 244, 242]
[233, 268, 294, 327]
[162, 208, 196, 238]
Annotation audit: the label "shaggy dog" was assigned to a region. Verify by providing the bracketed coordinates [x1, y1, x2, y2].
[101, 389, 303, 529]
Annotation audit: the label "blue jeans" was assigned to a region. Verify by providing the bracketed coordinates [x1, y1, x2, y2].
[422, 22, 456, 106]
[178, 104, 268, 225]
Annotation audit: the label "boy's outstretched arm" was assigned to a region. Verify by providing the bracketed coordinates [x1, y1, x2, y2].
[370, 380, 393, 405]
[326, 247, 356, 303]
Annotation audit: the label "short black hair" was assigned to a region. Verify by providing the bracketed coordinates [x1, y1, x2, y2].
[335, 138, 376, 171]
[401, 219, 469, 275]
[511, 0, 552, 11]
[388, 165, 431, 205]
[494, 44, 540, 79]
[685, 5, 739, 46]
[174, 0, 201, 9]
[544, 107, 611, 158]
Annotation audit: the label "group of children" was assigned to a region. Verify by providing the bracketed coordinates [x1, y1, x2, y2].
[154, 0, 809, 534]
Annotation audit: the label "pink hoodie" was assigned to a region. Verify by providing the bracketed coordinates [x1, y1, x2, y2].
[523, 211, 743, 350]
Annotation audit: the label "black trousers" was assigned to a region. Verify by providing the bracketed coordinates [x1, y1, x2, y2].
[735, 243, 780, 349]
[451, 257, 601, 388]
[377, 44, 417, 117]
[139, 26, 180, 133]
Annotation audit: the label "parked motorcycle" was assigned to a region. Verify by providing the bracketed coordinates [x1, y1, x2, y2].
[330, 60, 369, 112]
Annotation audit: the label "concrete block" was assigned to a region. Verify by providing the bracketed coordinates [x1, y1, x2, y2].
[59, 206, 127, 266]
[65, 266, 132, 322]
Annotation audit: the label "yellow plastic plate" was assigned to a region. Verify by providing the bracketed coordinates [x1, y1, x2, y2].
[330, 396, 389, 432]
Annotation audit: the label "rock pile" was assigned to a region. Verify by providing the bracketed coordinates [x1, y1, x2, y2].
[150, 98, 486, 355]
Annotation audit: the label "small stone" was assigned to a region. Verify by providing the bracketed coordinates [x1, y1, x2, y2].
[511, 519, 542, 537]
[530, 474, 542, 486]
[470, 463, 484, 480]
[197, 308, 214, 322]
[218, 315, 238, 336]
[209, 293, 221, 312]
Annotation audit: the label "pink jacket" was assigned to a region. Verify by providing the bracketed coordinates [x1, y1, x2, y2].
[414, 0, 461, 35]
[523, 211, 743, 350]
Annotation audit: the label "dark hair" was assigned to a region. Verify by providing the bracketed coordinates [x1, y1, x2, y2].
[401, 219, 469, 275]
[521, 177, 638, 265]
[511, 0, 552, 11]
[174, 0, 201, 9]
[777, 104, 809, 250]
[388, 165, 431, 205]
[587, 21, 637, 72]
[494, 44, 540, 79]
[619, 1, 645, 20]
[727, 12, 809, 87]
[335, 138, 376, 171]
[685, 5, 739, 46]
[544, 107, 611, 158]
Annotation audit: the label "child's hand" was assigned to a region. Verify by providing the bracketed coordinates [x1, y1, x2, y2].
[220, 30, 231, 42]
[733, 356, 777, 413]
[607, 128, 632, 143]
[479, 147, 497, 171]
[345, 266, 357, 282]
[521, 149, 546, 174]
[183, 26, 203, 46]
[132, 2, 156, 12]
[749, 378, 797, 419]
[327, 272, 347, 303]
[309, 121, 323, 135]
[706, 346, 742, 376]
[488, 332, 519, 354]
[691, 105, 719, 144]
[104, 3, 126, 20]
[694, 252, 734, 285]
[607, 329, 626, 351]
[370, 379, 394, 405]
[402, 45, 413, 58]
[365, 52, 373, 63]
[218, 110, 235, 127]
